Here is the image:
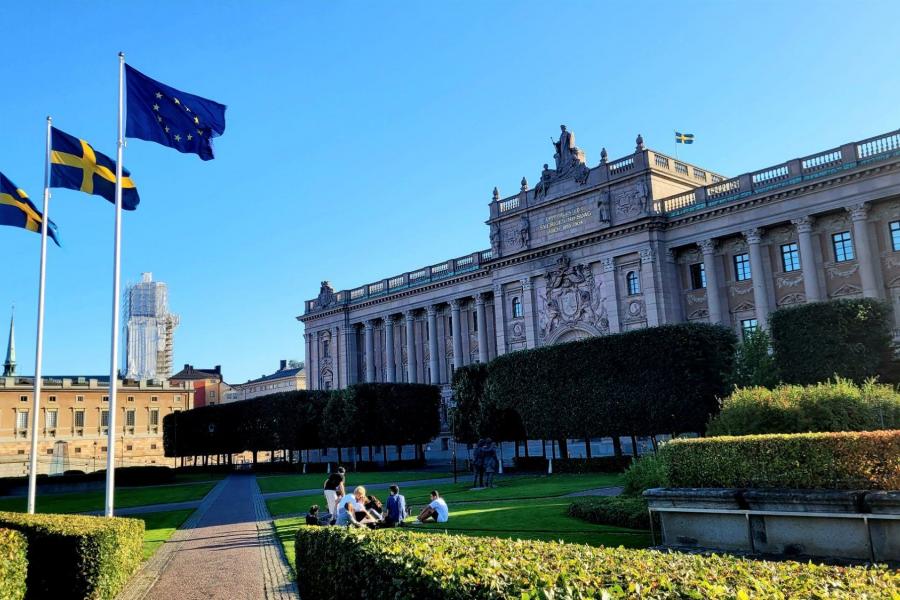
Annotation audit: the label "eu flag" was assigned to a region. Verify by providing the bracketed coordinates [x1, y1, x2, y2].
[50, 127, 140, 210]
[0, 172, 60, 246]
[125, 64, 226, 161]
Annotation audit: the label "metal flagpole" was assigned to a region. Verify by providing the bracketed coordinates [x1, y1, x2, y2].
[105, 52, 125, 517]
[26, 116, 53, 514]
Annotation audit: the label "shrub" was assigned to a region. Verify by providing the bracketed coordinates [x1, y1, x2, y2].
[295, 527, 899, 599]
[732, 328, 778, 388]
[0, 512, 143, 600]
[622, 454, 670, 496]
[660, 430, 900, 490]
[513, 456, 632, 473]
[770, 298, 894, 385]
[0, 528, 27, 600]
[567, 495, 650, 530]
[707, 378, 900, 436]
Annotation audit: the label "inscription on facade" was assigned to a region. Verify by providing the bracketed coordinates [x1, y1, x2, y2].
[539, 206, 593, 236]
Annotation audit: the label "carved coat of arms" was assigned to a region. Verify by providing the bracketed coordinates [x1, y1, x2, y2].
[538, 255, 609, 341]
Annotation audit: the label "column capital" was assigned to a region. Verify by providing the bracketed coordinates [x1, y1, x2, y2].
[847, 202, 870, 221]
[698, 239, 718, 255]
[449, 299, 461, 311]
[404, 310, 416, 321]
[742, 228, 763, 245]
[382, 313, 395, 324]
[791, 215, 815, 234]
[473, 292, 486, 306]
[521, 277, 533, 291]
[363, 320, 375, 330]
[426, 305, 438, 318]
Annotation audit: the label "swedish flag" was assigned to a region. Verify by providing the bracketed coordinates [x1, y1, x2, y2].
[0, 172, 60, 246]
[50, 127, 140, 210]
[675, 132, 695, 144]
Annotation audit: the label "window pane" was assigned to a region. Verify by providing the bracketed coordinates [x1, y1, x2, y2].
[740, 318, 758, 339]
[126, 410, 135, 427]
[689, 263, 706, 289]
[627, 272, 640, 295]
[734, 253, 752, 281]
[832, 231, 854, 262]
[46, 410, 57, 429]
[74, 410, 85, 428]
[150, 409, 159, 426]
[891, 221, 900, 252]
[781, 243, 801, 272]
[16, 411, 28, 429]
[101, 410, 109, 427]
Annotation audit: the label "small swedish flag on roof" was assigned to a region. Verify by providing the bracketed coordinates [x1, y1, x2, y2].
[675, 132, 695, 144]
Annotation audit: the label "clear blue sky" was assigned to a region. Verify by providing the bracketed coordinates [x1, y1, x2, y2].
[1, 1, 898, 382]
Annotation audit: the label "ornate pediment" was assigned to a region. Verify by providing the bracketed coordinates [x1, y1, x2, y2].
[537, 255, 609, 341]
[534, 125, 590, 199]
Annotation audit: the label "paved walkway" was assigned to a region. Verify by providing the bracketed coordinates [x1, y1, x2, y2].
[117, 474, 297, 600]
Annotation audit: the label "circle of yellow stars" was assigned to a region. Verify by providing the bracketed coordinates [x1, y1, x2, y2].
[151, 90, 205, 144]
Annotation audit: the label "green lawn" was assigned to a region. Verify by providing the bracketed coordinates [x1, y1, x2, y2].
[136, 509, 194, 560]
[267, 472, 623, 518]
[0, 481, 216, 514]
[256, 470, 450, 494]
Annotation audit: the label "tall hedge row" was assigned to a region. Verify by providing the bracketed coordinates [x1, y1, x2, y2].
[163, 384, 440, 460]
[0, 512, 143, 600]
[486, 323, 736, 442]
[0, 528, 26, 600]
[770, 298, 894, 384]
[450, 363, 525, 444]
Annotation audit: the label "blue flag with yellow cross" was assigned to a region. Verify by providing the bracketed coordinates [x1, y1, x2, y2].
[50, 127, 140, 210]
[0, 172, 60, 246]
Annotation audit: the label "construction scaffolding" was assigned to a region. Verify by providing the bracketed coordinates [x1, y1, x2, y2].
[124, 273, 179, 381]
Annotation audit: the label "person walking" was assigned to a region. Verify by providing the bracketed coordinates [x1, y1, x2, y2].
[483, 438, 499, 488]
[472, 439, 485, 488]
[323, 466, 346, 523]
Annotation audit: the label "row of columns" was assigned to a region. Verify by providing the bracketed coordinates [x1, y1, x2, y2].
[697, 202, 878, 329]
[362, 293, 491, 385]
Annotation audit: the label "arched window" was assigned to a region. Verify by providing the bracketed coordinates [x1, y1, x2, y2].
[512, 297, 523, 318]
[626, 271, 640, 295]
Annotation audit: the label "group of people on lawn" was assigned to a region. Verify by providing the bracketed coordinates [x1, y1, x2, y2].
[311, 467, 449, 528]
[471, 438, 499, 488]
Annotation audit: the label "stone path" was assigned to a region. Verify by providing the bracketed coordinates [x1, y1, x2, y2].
[117, 474, 297, 600]
[565, 486, 624, 497]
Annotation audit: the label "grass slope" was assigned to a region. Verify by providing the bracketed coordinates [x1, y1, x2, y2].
[0, 482, 216, 514]
[136, 509, 194, 560]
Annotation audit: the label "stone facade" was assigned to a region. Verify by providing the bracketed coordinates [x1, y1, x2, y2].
[300, 125, 900, 407]
[0, 376, 194, 477]
[229, 359, 307, 402]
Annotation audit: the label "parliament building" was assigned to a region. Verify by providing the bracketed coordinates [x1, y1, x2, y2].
[299, 124, 900, 414]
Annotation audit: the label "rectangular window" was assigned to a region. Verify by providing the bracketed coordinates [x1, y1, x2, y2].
[16, 411, 28, 430]
[740, 318, 759, 339]
[734, 253, 752, 281]
[102, 395, 109, 403]
[174, 395, 182, 403]
[126, 409, 136, 428]
[891, 221, 900, 252]
[46, 410, 58, 429]
[151, 395, 158, 403]
[689, 263, 706, 290]
[149, 408, 159, 431]
[19, 395, 27, 403]
[75, 447, 82, 454]
[781, 243, 801, 272]
[473, 313, 479, 332]
[127, 396, 135, 403]
[48, 395, 57, 403]
[74, 409, 85, 428]
[832, 231, 854, 262]
[101, 409, 109, 428]
[76, 395, 84, 403]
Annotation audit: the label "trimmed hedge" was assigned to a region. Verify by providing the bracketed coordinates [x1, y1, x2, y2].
[295, 527, 899, 599]
[660, 430, 900, 490]
[513, 456, 633, 473]
[770, 298, 894, 384]
[622, 454, 670, 496]
[0, 528, 27, 600]
[0, 512, 143, 600]
[567, 495, 650, 530]
[707, 378, 900, 436]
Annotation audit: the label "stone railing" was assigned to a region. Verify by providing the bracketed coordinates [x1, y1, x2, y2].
[304, 249, 492, 313]
[659, 127, 900, 215]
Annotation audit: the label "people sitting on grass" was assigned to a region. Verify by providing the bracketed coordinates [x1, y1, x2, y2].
[365, 494, 384, 521]
[305, 504, 320, 526]
[337, 486, 378, 528]
[382, 484, 407, 527]
[323, 466, 346, 524]
[417, 490, 449, 523]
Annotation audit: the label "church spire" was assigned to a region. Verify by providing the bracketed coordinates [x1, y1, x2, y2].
[3, 307, 15, 377]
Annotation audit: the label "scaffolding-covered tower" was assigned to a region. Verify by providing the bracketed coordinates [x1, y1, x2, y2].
[125, 273, 179, 381]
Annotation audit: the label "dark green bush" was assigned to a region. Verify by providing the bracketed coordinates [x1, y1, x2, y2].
[770, 298, 894, 384]
[0, 512, 143, 600]
[732, 327, 778, 388]
[513, 456, 632, 473]
[0, 528, 27, 600]
[622, 454, 670, 496]
[294, 527, 899, 599]
[567, 495, 650, 530]
[707, 378, 900, 436]
[660, 430, 900, 490]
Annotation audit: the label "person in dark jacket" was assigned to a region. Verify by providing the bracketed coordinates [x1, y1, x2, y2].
[472, 439, 485, 488]
[382, 484, 407, 527]
[482, 438, 499, 488]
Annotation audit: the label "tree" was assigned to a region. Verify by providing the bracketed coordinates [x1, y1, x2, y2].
[733, 328, 778, 389]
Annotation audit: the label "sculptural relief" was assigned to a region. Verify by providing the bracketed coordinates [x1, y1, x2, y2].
[613, 179, 650, 219]
[534, 125, 590, 197]
[317, 281, 336, 309]
[537, 255, 609, 341]
[597, 191, 611, 226]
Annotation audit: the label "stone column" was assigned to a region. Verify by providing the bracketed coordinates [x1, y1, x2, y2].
[792, 216, 822, 302]
[384, 316, 395, 383]
[364, 321, 376, 382]
[600, 257, 621, 333]
[303, 332, 312, 389]
[492, 285, 506, 356]
[450, 299, 463, 370]
[475, 293, 489, 363]
[405, 310, 417, 384]
[698, 239, 723, 324]
[521, 278, 537, 348]
[848, 203, 880, 298]
[743, 228, 771, 328]
[427, 306, 440, 384]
